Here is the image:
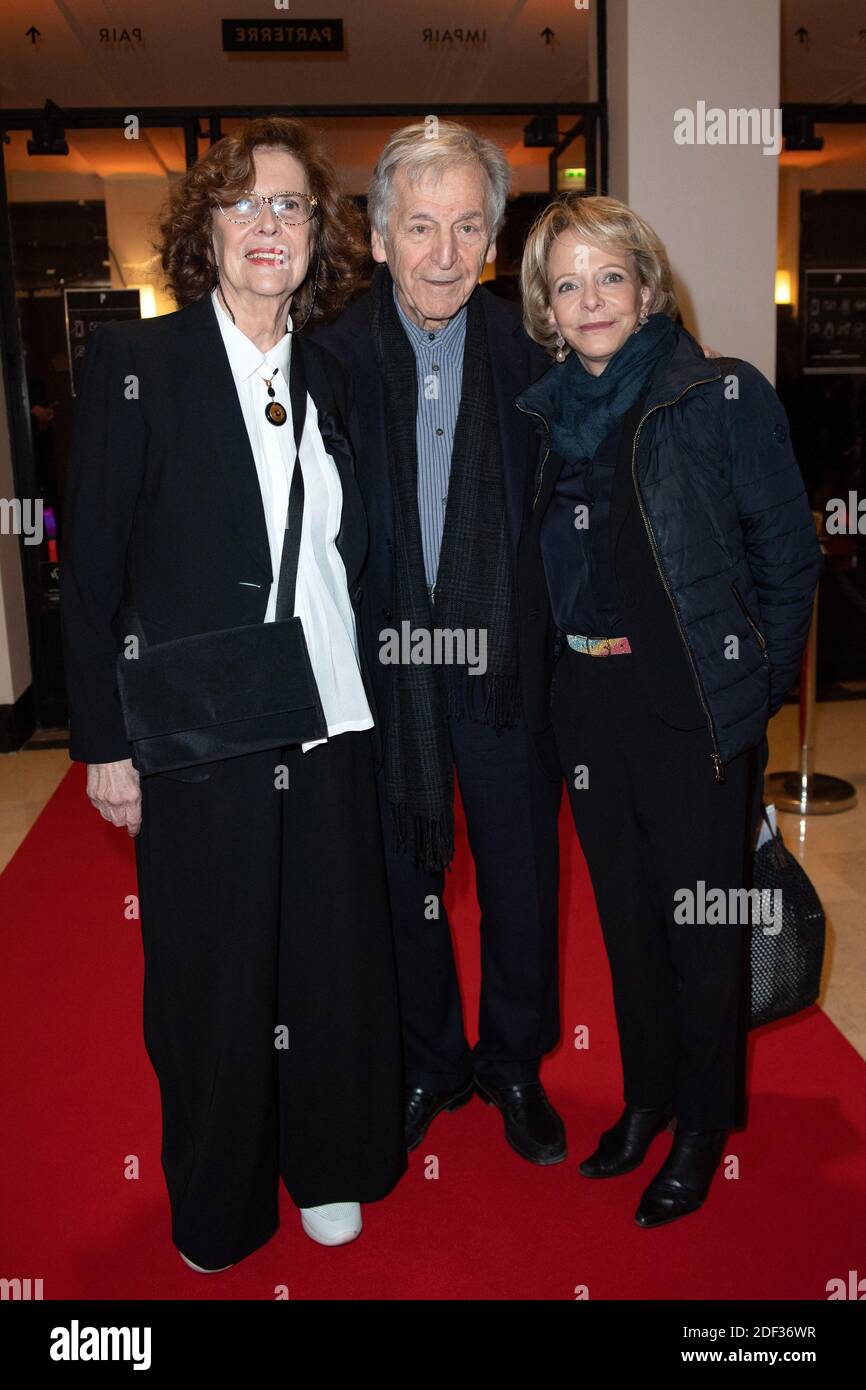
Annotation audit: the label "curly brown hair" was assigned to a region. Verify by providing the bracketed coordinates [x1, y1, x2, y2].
[158, 115, 368, 327]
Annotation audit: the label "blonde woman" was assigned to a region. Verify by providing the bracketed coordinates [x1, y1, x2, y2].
[515, 195, 821, 1227]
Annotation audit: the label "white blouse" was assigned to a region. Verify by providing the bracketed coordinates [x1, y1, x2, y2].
[212, 291, 373, 752]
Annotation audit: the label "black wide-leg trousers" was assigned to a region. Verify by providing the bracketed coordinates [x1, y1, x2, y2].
[377, 715, 562, 1093]
[550, 645, 762, 1132]
[134, 730, 407, 1269]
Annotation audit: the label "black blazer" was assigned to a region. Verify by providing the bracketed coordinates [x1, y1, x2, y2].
[60, 294, 372, 765]
[311, 283, 549, 750]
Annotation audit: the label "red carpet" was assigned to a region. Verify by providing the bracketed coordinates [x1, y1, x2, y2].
[1, 761, 864, 1300]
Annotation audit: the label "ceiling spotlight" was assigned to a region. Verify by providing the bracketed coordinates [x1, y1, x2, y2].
[782, 112, 823, 153]
[524, 115, 559, 149]
[27, 100, 69, 156]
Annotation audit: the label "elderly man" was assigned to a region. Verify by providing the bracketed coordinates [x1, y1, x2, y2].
[312, 120, 566, 1165]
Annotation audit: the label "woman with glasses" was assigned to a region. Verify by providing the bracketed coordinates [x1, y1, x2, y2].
[61, 116, 406, 1270]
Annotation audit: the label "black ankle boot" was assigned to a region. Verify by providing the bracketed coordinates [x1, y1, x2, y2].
[579, 1102, 675, 1178]
[635, 1128, 728, 1228]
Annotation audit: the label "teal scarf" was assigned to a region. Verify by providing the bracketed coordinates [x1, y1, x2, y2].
[517, 312, 678, 462]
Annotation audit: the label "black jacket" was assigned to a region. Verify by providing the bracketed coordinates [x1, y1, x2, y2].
[60, 294, 371, 764]
[311, 283, 549, 750]
[517, 327, 823, 781]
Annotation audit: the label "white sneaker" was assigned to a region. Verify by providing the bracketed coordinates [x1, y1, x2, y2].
[299, 1201, 362, 1246]
[178, 1250, 234, 1273]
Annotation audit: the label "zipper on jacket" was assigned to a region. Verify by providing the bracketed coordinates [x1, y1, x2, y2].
[518, 370, 727, 784]
[630, 377, 728, 784]
[730, 581, 770, 661]
[516, 400, 551, 507]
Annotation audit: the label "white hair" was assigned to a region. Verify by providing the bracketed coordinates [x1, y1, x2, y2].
[367, 120, 511, 244]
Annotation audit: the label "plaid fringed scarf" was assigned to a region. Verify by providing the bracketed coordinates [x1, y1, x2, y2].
[370, 265, 520, 873]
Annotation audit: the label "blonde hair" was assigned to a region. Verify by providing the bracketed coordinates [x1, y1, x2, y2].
[520, 194, 678, 356]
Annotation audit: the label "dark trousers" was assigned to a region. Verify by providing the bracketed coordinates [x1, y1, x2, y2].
[550, 645, 762, 1131]
[378, 715, 562, 1092]
[134, 730, 407, 1270]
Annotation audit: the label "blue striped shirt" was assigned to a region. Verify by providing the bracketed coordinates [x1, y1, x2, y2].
[393, 283, 467, 591]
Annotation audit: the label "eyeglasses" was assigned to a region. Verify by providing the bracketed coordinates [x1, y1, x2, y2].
[217, 190, 318, 226]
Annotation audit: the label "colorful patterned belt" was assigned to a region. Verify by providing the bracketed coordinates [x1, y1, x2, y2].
[566, 633, 633, 656]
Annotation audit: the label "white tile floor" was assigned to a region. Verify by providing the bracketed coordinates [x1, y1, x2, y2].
[764, 700, 866, 1060]
[1, 700, 864, 1058]
[0, 745, 69, 875]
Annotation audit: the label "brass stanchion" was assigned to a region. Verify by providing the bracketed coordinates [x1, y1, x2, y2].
[765, 511, 857, 815]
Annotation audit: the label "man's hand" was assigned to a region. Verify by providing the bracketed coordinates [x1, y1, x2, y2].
[700, 343, 722, 358]
[86, 759, 142, 836]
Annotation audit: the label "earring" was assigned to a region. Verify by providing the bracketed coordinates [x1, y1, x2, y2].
[633, 307, 649, 333]
[554, 333, 567, 363]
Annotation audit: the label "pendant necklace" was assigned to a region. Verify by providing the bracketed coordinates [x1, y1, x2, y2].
[261, 367, 287, 426]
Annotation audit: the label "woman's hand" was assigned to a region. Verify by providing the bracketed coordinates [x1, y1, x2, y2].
[86, 760, 142, 836]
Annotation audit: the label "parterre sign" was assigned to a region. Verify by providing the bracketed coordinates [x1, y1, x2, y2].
[221, 18, 344, 52]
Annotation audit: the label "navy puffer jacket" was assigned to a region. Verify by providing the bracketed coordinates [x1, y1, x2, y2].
[517, 327, 824, 771]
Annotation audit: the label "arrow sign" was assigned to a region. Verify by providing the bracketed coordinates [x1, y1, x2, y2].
[25, 25, 41, 44]
[541, 26, 555, 45]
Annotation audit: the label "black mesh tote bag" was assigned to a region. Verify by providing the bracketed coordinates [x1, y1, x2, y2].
[749, 808, 826, 1028]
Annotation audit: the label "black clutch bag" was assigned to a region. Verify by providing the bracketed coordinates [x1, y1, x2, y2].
[116, 610, 326, 775]
[748, 808, 826, 1028]
[115, 345, 327, 775]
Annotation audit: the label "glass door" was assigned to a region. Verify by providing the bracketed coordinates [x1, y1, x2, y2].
[0, 121, 187, 728]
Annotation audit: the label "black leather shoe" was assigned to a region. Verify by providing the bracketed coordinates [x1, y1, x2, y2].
[635, 1128, 728, 1228]
[579, 1102, 675, 1178]
[404, 1081, 474, 1151]
[474, 1077, 566, 1165]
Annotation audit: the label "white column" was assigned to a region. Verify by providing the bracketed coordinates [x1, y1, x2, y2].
[606, 0, 781, 382]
